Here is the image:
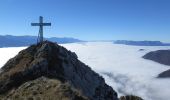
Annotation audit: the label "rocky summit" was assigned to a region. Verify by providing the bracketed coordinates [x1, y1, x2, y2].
[0, 41, 118, 100]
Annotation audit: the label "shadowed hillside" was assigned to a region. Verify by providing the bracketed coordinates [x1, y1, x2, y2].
[143, 50, 170, 78]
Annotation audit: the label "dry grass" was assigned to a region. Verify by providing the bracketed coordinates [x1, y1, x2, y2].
[0, 77, 88, 100]
[120, 95, 143, 100]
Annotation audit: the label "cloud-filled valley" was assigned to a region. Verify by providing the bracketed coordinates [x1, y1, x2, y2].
[0, 42, 170, 100]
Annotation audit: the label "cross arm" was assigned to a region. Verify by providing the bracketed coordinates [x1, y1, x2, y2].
[42, 23, 51, 26]
[31, 23, 40, 26]
[31, 23, 51, 26]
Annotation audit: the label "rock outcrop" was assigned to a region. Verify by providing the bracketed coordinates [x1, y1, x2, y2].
[143, 50, 170, 78]
[0, 41, 118, 100]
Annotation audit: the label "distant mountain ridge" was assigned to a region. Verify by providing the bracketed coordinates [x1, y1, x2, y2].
[143, 50, 170, 66]
[0, 35, 83, 47]
[114, 40, 170, 46]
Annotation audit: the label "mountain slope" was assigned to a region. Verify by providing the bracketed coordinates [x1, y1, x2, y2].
[158, 69, 170, 78]
[143, 50, 170, 66]
[0, 41, 118, 100]
[143, 50, 170, 78]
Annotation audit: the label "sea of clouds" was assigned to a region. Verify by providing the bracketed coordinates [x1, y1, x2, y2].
[0, 42, 170, 100]
[62, 42, 170, 100]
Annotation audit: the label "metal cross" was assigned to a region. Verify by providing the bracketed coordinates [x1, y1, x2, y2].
[31, 16, 51, 43]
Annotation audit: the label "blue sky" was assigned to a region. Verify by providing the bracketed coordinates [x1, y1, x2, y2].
[0, 0, 170, 42]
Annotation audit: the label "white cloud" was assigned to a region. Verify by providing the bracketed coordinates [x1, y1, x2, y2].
[0, 47, 26, 68]
[62, 42, 170, 100]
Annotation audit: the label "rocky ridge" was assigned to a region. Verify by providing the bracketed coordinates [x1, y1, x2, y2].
[0, 41, 118, 100]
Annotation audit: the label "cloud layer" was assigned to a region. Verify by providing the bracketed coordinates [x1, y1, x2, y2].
[62, 42, 170, 100]
[1, 42, 170, 100]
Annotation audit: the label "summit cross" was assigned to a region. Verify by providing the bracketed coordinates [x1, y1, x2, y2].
[31, 16, 51, 43]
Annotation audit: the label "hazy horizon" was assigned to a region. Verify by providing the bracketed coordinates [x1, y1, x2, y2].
[1, 34, 170, 43]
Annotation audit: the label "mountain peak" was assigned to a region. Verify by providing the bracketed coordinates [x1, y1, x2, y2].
[0, 41, 118, 100]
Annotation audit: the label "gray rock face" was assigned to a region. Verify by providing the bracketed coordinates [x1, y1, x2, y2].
[0, 41, 118, 100]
